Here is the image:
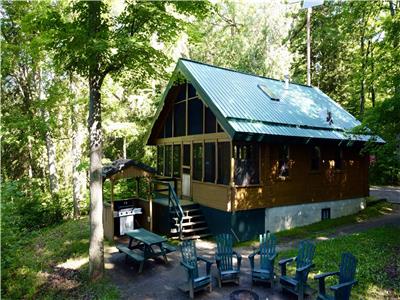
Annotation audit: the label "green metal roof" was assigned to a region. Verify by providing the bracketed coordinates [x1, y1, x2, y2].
[148, 59, 384, 144]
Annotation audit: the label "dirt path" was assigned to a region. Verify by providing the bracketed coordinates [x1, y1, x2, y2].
[105, 204, 400, 300]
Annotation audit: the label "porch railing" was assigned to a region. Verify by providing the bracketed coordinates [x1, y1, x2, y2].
[151, 179, 184, 239]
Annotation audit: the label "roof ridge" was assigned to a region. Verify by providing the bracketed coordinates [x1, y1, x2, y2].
[179, 58, 312, 88]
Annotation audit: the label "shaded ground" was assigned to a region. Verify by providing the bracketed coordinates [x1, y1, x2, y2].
[370, 185, 400, 204]
[105, 204, 400, 300]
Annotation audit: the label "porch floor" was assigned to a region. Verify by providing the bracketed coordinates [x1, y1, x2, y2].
[153, 197, 194, 207]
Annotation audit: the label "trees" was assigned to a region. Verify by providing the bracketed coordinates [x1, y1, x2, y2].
[44, 0, 210, 281]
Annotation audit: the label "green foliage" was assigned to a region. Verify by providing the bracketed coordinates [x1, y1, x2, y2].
[278, 226, 400, 299]
[1, 217, 119, 299]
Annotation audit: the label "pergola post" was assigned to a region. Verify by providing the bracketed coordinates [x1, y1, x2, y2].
[147, 178, 153, 232]
[110, 179, 115, 211]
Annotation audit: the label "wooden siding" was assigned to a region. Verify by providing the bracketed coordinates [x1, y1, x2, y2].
[233, 143, 369, 211]
[192, 181, 230, 211]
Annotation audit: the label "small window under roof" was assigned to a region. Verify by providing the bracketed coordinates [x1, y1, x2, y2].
[258, 83, 280, 101]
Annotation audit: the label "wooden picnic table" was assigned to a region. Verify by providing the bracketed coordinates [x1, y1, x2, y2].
[117, 228, 176, 273]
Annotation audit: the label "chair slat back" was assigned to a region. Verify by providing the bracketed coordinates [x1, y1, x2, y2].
[180, 240, 199, 278]
[259, 232, 276, 271]
[216, 233, 233, 271]
[337, 252, 357, 300]
[295, 240, 316, 282]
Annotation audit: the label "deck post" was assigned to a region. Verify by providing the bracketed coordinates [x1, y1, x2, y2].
[136, 177, 140, 197]
[110, 179, 114, 210]
[147, 178, 153, 231]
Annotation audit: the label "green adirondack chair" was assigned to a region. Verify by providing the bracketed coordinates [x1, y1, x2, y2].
[179, 240, 213, 299]
[279, 240, 316, 300]
[314, 252, 358, 300]
[248, 232, 277, 287]
[215, 233, 242, 287]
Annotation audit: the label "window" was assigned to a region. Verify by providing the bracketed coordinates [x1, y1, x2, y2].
[164, 145, 172, 177]
[278, 145, 290, 178]
[173, 145, 181, 178]
[258, 83, 280, 101]
[157, 145, 164, 176]
[321, 208, 331, 220]
[193, 143, 203, 181]
[164, 112, 172, 138]
[205, 106, 216, 133]
[335, 148, 343, 170]
[217, 142, 231, 185]
[173, 101, 186, 137]
[183, 144, 190, 166]
[234, 143, 259, 185]
[204, 143, 216, 183]
[310, 146, 321, 171]
[176, 84, 186, 102]
[188, 83, 196, 98]
[188, 98, 203, 135]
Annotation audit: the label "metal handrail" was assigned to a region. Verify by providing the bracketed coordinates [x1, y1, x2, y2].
[151, 179, 184, 238]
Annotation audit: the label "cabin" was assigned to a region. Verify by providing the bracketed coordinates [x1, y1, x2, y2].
[146, 59, 384, 241]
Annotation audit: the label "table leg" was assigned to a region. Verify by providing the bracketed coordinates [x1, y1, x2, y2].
[139, 261, 144, 273]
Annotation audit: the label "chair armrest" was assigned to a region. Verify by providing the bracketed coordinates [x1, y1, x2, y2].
[330, 280, 358, 291]
[314, 271, 339, 280]
[198, 256, 213, 265]
[233, 251, 242, 269]
[248, 250, 260, 270]
[279, 256, 295, 266]
[180, 261, 195, 271]
[297, 263, 315, 273]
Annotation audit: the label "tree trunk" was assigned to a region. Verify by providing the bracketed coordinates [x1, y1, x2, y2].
[71, 80, 86, 218]
[88, 77, 104, 281]
[39, 68, 59, 194]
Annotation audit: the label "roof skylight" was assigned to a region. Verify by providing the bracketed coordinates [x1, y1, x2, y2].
[258, 84, 280, 101]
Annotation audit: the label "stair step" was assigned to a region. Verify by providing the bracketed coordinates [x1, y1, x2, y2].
[180, 221, 206, 227]
[173, 214, 204, 221]
[183, 208, 201, 214]
[181, 226, 209, 233]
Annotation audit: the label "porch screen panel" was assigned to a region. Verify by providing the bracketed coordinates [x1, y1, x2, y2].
[217, 142, 231, 185]
[176, 84, 186, 102]
[234, 143, 259, 185]
[174, 102, 186, 137]
[165, 112, 172, 138]
[188, 98, 203, 135]
[188, 83, 196, 98]
[193, 143, 203, 181]
[183, 144, 190, 166]
[204, 143, 216, 183]
[157, 145, 164, 176]
[164, 145, 172, 177]
[205, 106, 216, 133]
[173, 145, 181, 178]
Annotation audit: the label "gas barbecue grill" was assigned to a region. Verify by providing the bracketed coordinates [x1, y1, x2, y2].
[113, 200, 142, 236]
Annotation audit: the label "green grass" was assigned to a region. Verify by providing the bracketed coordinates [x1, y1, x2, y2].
[236, 200, 393, 247]
[1, 217, 119, 300]
[277, 226, 400, 299]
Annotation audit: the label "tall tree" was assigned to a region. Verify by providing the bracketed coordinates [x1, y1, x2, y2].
[44, 0, 210, 280]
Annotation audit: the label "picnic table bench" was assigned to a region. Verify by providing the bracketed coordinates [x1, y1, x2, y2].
[117, 228, 176, 273]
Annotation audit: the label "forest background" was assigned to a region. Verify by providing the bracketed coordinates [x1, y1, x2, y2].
[1, 0, 399, 297]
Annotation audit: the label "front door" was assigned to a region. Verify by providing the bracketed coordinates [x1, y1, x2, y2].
[182, 144, 191, 198]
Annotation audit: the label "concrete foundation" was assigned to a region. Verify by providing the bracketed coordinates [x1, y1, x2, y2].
[265, 197, 366, 233]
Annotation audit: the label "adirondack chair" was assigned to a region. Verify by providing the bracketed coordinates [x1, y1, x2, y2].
[248, 232, 277, 286]
[215, 233, 242, 287]
[279, 240, 316, 300]
[314, 252, 357, 300]
[179, 240, 213, 299]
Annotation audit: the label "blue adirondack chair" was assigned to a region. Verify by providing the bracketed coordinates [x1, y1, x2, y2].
[248, 232, 277, 286]
[215, 233, 242, 287]
[314, 252, 357, 300]
[179, 240, 213, 299]
[279, 240, 316, 300]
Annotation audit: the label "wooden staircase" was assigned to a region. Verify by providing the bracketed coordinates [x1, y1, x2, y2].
[170, 204, 211, 240]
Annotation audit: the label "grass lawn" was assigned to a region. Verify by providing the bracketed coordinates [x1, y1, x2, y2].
[277, 226, 400, 299]
[1, 217, 119, 300]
